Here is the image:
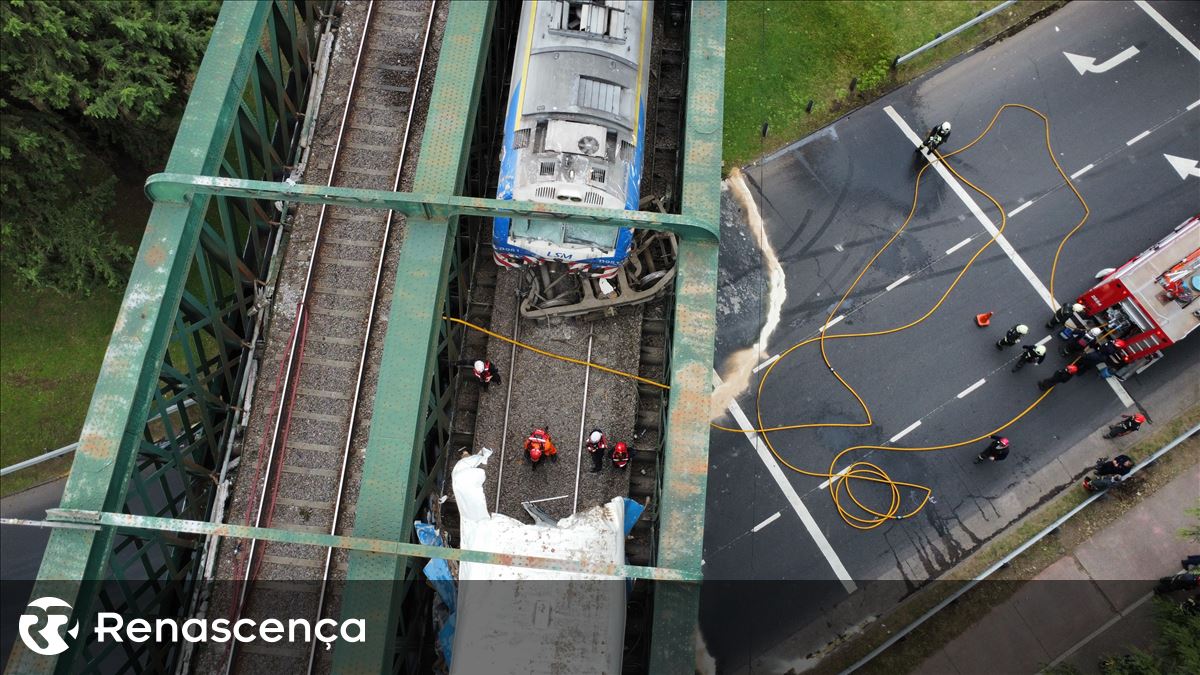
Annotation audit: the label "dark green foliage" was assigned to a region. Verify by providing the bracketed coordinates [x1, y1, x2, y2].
[0, 0, 218, 294]
[1097, 598, 1200, 675]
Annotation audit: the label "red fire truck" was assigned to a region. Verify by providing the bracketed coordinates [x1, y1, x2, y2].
[1076, 214, 1200, 377]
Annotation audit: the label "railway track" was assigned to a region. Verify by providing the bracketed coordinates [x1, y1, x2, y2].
[208, 2, 438, 673]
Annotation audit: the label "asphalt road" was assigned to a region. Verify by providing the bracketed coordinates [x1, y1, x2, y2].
[0, 478, 67, 669]
[702, 1, 1200, 670]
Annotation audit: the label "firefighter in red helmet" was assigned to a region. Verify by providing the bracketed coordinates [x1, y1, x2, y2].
[524, 426, 558, 470]
[611, 441, 632, 470]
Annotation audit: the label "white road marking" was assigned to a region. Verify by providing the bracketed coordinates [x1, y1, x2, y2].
[1111, 379, 1135, 408]
[1063, 47, 1139, 75]
[818, 466, 851, 490]
[1070, 163, 1094, 180]
[1036, 334, 1054, 347]
[1126, 130, 1152, 146]
[956, 378, 987, 399]
[889, 420, 922, 443]
[821, 314, 845, 331]
[1164, 154, 1200, 180]
[885, 105, 1135, 408]
[1136, 0, 1200, 61]
[751, 511, 782, 533]
[1007, 201, 1033, 217]
[716, 371, 857, 593]
[945, 237, 973, 255]
[752, 353, 781, 373]
[1188, 99, 1200, 111]
[886, 275, 911, 291]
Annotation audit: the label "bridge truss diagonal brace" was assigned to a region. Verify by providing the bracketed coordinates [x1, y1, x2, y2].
[143, 172, 720, 242]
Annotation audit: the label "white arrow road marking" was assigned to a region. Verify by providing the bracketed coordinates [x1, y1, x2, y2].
[1164, 154, 1200, 180]
[1063, 46, 1139, 74]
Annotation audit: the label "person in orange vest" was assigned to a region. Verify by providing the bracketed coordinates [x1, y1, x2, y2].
[524, 427, 557, 470]
[611, 441, 632, 470]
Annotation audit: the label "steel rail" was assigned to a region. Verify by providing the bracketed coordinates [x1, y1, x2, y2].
[493, 288, 523, 513]
[572, 325, 595, 514]
[227, 2, 378, 672]
[306, 1, 437, 672]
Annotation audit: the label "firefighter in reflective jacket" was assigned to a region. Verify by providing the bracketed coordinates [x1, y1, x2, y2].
[611, 441, 632, 470]
[1012, 344, 1046, 372]
[585, 429, 607, 473]
[455, 358, 501, 386]
[1047, 302, 1085, 329]
[524, 427, 557, 470]
[996, 324, 1029, 349]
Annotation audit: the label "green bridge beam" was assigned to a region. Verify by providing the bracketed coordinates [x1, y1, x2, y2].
[650, 2, 726, 673]
[44, 509, 699, 582]
[144, 172, 719, 241]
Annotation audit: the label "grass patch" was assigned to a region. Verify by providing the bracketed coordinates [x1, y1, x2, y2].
[724, 0, 1063, 169]
[812, 406, 1200, 674]
[0, 173, 149, 497]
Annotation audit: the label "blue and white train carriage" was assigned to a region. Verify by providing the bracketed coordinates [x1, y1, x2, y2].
[493, 0, 654, 280]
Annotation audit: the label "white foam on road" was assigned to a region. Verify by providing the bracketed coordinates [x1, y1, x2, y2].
[715, 371, 857, 593]
[711, 170, 789, 419]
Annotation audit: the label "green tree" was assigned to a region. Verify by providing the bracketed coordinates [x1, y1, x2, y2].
[0, 0, 218, 294]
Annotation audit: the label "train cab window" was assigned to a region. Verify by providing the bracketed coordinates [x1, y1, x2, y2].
[554, 0, 626, 40]
[514, 128, 531, 149]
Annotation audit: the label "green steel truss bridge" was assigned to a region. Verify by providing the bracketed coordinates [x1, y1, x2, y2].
[6, 1, 724, 672]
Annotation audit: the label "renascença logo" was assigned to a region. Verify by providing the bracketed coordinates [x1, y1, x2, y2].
[18, 597, 80, 656]
[17, 596, 365, 654]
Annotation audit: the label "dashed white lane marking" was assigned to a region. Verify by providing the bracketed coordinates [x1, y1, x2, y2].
[1007, 201, 1033, 217]
[818, 466, 851, 490]
[1126, 130, 1152, 146]
[1189, 99, 1200, 111]
[956, 378, 987, 399]
[945, 237, 973, 255]
[886, 275, 911, 291]
[752, 353, 781, 373]
[1036, 334, 1054, 347]
[1136, 0, 1200, 61]
[1070, 163, 1095, 180]
[884, 105, 1135, 409]
[715, 371, 857, 593]
[889, 420, 922, 443]
[821, 314, 845, 331]
[751, 511, 782, 533]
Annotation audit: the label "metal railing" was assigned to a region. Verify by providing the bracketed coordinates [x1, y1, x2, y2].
[842, 419, 1200, 674]
[894, 1, 1017, 67]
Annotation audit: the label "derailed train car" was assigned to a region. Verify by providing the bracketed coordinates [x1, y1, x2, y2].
[493, 0, 676, 317]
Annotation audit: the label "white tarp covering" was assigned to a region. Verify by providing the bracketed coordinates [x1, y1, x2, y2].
[449, 450, 626, 674]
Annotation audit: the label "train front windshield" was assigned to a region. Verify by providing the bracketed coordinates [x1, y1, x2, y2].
[510, 218, 620, 251]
